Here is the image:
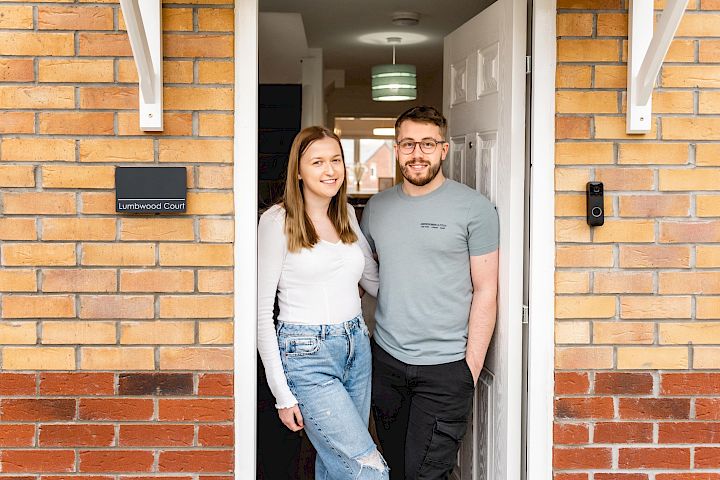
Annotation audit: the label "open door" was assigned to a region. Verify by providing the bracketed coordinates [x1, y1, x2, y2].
[442, 0, 527, 478]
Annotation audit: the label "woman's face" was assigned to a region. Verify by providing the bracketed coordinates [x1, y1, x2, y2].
[298, 137, 345, 203]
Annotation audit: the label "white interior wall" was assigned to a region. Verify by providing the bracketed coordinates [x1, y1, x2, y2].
[301, 47, 324, 127]
[258, 12, 308, 84]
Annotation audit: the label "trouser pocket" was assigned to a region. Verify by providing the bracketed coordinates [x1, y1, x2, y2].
[417, 419, 468, 479]
[283, 336, 320, 356]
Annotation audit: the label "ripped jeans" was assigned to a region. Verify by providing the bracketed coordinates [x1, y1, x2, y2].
[278, 316, 389, 480]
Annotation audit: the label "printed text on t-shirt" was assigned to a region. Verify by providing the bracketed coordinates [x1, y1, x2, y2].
[420, 223, 447, 230]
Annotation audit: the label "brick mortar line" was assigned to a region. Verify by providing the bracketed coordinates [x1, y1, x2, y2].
[556, 35, 720, 39]
[0, 82, 234, 87]
[554, 417, 720, 420]
[555, 393, 720, 398]
[0, 445, 234, 449]
[0, 130, 235, 135]
[553, 113, 720, 118]
[556, 61, 720, 65]
[557, 87, 720, 91]
[0, 58, 234, 64]
[555, 468, 720, 471]
[555, 369, 720, 372]
[0, 109, 236, 114]
[471, 139, 715, 144]
[0, 398, 234, 402]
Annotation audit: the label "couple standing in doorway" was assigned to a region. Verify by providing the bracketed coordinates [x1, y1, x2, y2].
[257, 106, 500, 480]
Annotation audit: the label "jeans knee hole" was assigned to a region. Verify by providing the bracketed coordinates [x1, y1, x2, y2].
[355, 449, 389, 478]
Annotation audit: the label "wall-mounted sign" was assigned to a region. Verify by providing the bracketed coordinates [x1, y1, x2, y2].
[115, 167, 186, 213]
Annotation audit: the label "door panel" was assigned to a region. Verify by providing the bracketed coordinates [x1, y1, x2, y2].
[443, 0, 526, 478]
[477, 132, 497, 203]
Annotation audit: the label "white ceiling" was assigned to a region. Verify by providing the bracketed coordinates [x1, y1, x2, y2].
[259, 0, 495, 85]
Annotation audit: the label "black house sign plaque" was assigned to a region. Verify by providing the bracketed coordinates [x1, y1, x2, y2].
[115, 167, 187, 214]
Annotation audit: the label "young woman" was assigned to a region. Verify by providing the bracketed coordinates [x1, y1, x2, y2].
[257, 126, 389, 480]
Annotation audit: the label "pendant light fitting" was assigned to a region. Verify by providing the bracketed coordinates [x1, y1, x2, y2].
[371, 37, 417, 102]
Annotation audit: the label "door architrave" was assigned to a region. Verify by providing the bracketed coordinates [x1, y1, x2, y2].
[526, 0, 556, 479]
[232, 1, 556, 477]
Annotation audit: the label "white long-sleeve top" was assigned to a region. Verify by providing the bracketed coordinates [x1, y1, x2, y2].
[257, 204, 379, 408]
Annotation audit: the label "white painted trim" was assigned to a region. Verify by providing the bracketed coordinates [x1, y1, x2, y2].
[526, 0, 556, 479]
[626, 0, 653, 133]
[234, 0, 258, 478]
[118, 0, 163, 131]
[626, 0, 688, 133]
[635, 0, 688, 105]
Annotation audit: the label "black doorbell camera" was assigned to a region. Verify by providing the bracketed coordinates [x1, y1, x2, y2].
[586, 181, 604, 227]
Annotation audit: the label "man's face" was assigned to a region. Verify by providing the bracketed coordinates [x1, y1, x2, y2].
[395, 120, 449, 187]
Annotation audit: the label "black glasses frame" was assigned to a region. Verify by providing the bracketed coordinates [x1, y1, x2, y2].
[396, 139, 447, 155]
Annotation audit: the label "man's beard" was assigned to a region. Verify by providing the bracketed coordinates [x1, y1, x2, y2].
[401, 160, 442, 187]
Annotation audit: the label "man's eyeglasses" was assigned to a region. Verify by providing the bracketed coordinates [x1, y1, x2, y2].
[397, 139, 447, 155]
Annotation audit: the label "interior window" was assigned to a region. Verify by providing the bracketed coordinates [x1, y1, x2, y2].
[335, 118, 396, 195]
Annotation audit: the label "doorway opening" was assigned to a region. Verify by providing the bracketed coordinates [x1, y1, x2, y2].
[253, 0, 529, 478]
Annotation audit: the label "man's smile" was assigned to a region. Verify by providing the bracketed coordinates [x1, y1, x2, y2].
[406, 162, 429, 171]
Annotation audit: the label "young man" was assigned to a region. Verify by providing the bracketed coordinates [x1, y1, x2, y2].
[360, 106, 499, 479]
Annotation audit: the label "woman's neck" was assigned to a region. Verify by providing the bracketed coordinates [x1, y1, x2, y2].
[303, 195, 331, 221]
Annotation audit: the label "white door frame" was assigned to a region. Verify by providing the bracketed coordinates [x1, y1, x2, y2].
[233, 0, 258, 476]
[526, 0, 556, 479]
[232, 0, 556, 477]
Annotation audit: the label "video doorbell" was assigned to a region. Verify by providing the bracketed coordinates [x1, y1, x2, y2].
[586, 181, 604, 227]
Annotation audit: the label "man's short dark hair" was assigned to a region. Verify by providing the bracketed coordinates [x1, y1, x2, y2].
[395, 106, 448, 140]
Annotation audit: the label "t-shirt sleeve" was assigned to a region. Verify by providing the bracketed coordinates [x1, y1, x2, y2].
[467, 195, 500, 256]
[257, 207, 298, 409]
[359, 199, 376, 253]
[349, 204, 379, 297]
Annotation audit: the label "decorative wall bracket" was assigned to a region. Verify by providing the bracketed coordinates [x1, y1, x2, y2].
[119, 0, 163, 131]
[626, 0, 688, 133]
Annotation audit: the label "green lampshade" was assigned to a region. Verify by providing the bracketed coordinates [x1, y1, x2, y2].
[371, 64, 417, 101]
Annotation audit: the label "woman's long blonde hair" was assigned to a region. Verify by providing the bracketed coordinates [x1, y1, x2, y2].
[282, 126, 358, 252]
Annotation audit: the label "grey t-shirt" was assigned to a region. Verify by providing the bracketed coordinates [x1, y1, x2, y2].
[360, 179, 499, 365]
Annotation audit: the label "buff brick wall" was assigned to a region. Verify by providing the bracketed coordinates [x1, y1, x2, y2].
[554, 0, 720, 477]
[0, 0, 235, 476]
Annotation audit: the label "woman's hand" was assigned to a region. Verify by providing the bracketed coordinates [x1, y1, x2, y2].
[278, 405, 304, 431]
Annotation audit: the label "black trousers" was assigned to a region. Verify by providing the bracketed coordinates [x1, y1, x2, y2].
[371, 339, 475, 480]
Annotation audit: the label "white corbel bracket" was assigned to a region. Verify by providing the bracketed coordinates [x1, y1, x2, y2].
[119, 0, 163, 131]
[627, 0, 688, 133]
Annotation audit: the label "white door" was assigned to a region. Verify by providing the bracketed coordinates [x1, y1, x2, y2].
[442, 0, 526, 479]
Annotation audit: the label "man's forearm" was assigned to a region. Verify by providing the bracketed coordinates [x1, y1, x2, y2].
[465, 290, 497, 378]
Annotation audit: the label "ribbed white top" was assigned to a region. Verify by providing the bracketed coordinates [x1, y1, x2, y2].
[257, 204, 378, 408]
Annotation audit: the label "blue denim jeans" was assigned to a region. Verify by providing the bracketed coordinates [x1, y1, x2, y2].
[278, 315, 389, 480]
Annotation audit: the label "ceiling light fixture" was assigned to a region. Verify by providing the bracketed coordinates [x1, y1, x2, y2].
[371, 37, 417, 102]
[372, 127, 395, 136]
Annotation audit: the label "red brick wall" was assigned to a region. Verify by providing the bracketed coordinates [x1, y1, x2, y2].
[0, 0, 235, 476]
[554, 0, 720, 477]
